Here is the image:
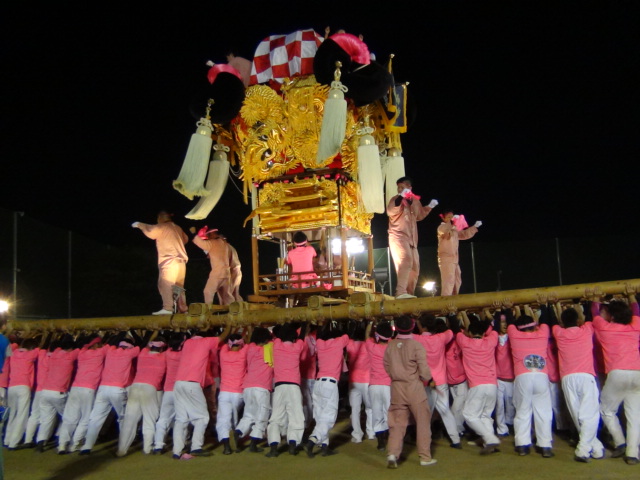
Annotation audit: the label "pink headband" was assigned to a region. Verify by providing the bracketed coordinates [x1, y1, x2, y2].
[149, 341, 166, 348]
[375, 332, 390, 342]
[294, 240, 307, 246]
[228, 338, 245, 348]
[119, 341, 134, 348]
[396, 319, 416, 334]
[86, 337, 102, 348]
[517, 322, 537, 330]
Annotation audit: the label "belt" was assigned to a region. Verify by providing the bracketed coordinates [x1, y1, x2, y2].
[318, 377, 336, 384]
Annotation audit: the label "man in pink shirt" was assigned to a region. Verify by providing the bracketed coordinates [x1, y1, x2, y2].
[456, 312, 500, 455]
[492, 307, 516, 437]
[35, 335, 79, 452]
[436, 209, 481, 296]
[386, 177, 438, 299]
[217, 332, 248, 455]
[508, 309, 554, 458]
[366, 321, 393, 451]
[117, 337, 167, 457]
[300, 326, 317, 431]
[591, 289, 640, 465]
[23, 337, 51, 448]
[81, 336, 140, 455]
[384, 315, 436, 468]
[285, 232, 319, 289]
[265, 323, 309, 457]
[552, 305, 604, 462]
[57, 334, 106, 454]
[445, 315, 469, 438]
[132, 210, 189, 315]
[414, 314, 461, 448]
[346, 321, 374, 444]
[171, 328, 228, 459]
[192, 227, 234, 305]
[236, 327, 274, 452]
[305, 321, 349, 457]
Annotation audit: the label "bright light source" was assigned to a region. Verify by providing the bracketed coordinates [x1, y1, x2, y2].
[331, 238, 365, 255]
[423, 281, 436, 292]
[0, 300, 9, 313]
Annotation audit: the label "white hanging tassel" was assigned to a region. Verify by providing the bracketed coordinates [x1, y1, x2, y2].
[316, 61, 348, 164]
[185, 144, 230, 220]
[383, 147, 406, 206]
[173, 100, 214, 200]
[357, 120, 385, 213]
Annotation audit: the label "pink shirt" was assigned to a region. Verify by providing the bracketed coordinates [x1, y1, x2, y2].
[495, 335, 515, 380]
[300, 334, 317, 380]
[346, 340, 371, 383]
[593, 315, 640, 373]
[365, 339, 391, 386]
[316, 334, 349, 380]
[175, 336, 220, 387]
[387, 195, 433, 248]
[72, 346, 108, 390]
[413, 331, 453, 386]
[34, 349, 51, 392]
[437, 223, 478, 263]
[552, 323, 596, 377]
[243, 343, 274, 391]
[546, 339, 560, 383]
[456, 331, 498, 388]
[100, 346, 140, 388]
[445, 340, 466, 384]
[219, 345, 248, 393]
[162, 350, 182, 392]
[8, 346, 39, 388]
[507, 324, 550, 377]
[42, 348, 79, 392]
[138, 221, 188, 265]
[286, 245, 318, 286]
[0, 357, 10, 388]
[272, 338, 307, 385]
[132, 349, 166, 390]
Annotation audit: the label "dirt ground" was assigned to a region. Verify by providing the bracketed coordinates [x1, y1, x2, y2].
[4, 413, 634, 480]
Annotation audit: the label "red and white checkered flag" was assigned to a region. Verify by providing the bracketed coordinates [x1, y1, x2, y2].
[250, 29, 324, 85]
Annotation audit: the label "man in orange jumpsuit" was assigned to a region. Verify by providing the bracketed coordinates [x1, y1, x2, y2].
[133, 211, 188, 315]
[386, 177, 438, 299]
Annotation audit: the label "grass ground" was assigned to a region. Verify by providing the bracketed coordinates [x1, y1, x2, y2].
[4, 414, 634, 480]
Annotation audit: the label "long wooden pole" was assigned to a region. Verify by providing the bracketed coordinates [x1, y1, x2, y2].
[6, 278, 639, 332]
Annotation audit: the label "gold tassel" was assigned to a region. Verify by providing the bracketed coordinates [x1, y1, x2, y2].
[316, 61, 348, 164]
[357, 117, 385, 213]
[185, 143, 230, 220]
[173, 99, 214, 200]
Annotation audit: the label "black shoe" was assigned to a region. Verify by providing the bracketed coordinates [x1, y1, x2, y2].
[152, 448, 164, 455]
[515, 445, 530, 456]
[172, 454, 181, 460]
[79, 449, 91, 456]
[612, 444, 627, 458]
[480, 444, 500, 456]
[450, 442, 462, 450]
[541, 448, 554, 458]
[624, 456, 640, 465]
[222, 440, 232, 455]
[233, 430, 243, 453]
[288, 441, 298, 456]
[376, 432, 386, 452]
[191, 449, 213, 457]
[321, 444, 337, 457]
[265, 443, 279, 458]
[35, 441, 45, 453]
[305, 439, 316, 458]
[249, 438, 264, 453]
[19, 442, 35, 450]
[574, 455, 590, 463]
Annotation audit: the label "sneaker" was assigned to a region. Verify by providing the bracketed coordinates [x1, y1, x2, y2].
[480, 444, 500, 456]
[321, 445, 337, 457]
[450, 443, 462, 449]
[541, 448, 554, 458]
[387, 454, 398, 469]
[152, 309, 174, 315]
[611, 444, 627, 458]
[420, 458, 437, 466]
[515, 445, 530, 456]
[79, 449, 91, 456]
[305, 439, 316, 458]
[152, 448, 164, 455]
[396, 294, 417, 300]
[624, 457, 640, 465]
[288, 441, 298, 456]
[574, 455, 590, 463]
[191, 449, 213, 457]
[351, 437, 363, 444]
[115, 450, 127, 458]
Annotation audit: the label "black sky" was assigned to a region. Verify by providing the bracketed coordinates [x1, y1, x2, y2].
[2, 2, 639, 252]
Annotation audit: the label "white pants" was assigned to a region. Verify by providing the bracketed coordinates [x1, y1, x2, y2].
[562, 373, 604, 458]
[449, 381, 469, 435]
[368, 384, 390, 433]
[309, 378, 339, 446]
[154, 390, 175, 449]
[496, 379, 515, 435]
[599, 369, 640, 459]
[58, 387, 96, 451]
[83, 385, 128, 450]
[24, 390, 42, 444]
[348, 382, 373, 442]
[463, 384, 500, 445]
[267, 384, 304, 445]
[37, 390, 67, 443]
[513, 373, 552, 448]
[5, 385, 31, 447]
[237, 387, 271, 439]
[173, 381, 209, 455]
[301, 378, 315, 429]
[118, 383, 161, 454]
[550, 381, 570, 431]
[426, 383, 460, 443]
[216, 390, 244, 441]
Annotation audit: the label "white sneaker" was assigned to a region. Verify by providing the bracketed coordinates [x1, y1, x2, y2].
[387, 454, 398, 469]
[420, 458, 437, 466]
[396, 293, 417, 299]
[351, 437, 363, 444]
[152, 309, 173, 315]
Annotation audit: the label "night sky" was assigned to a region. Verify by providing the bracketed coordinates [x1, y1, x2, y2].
[3, 2, 639, 254]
